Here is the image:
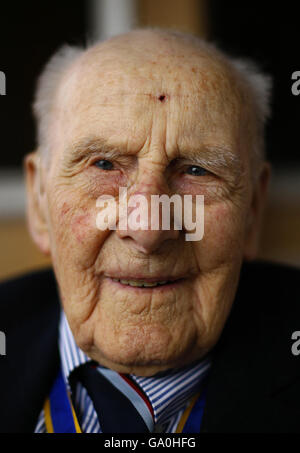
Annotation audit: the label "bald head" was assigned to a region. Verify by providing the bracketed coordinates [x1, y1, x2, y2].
[33, 28, 271, 171]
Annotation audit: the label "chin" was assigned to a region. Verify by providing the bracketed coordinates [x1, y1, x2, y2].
[88, 354, 181, 376]
[86, 341, 207, 377]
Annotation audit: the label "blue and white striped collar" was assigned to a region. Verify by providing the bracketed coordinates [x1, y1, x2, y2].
[59, 312, 91, 382]
[59, 310, 212, 425]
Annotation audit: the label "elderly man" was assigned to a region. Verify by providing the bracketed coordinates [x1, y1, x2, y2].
[0, 29, 299, 434]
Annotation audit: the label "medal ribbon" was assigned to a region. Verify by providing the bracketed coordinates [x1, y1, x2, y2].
[176, 386, 207, 433]
[44, 368, 207, 433]
[44, 368, 81, 433]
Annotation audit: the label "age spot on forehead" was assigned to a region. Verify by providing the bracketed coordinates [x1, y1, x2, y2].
[158, 94, 166, 102]
[144, 93, 169, 102]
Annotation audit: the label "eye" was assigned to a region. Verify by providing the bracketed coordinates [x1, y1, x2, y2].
[186, 165, 209, 176]
[94, 159, 114, 170]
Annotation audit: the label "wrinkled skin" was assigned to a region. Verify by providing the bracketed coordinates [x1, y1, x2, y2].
[25, 31, 270, 376]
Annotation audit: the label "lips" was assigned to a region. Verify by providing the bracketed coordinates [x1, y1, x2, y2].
[105, 274, 186, 289]
[111, 278, 169, 288]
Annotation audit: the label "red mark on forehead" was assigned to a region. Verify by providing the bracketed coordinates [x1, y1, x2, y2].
[144, 93, 169, 102]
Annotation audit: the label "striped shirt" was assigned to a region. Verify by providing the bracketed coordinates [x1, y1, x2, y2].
[35, 311, 211, 433]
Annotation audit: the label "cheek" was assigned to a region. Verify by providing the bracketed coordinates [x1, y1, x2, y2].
[196, 202, 247, 268]
[49, 194, 109, 269]
[71, 210, 92, 244]
[207, 204, 234, 238]
[54, 201, 95, 243]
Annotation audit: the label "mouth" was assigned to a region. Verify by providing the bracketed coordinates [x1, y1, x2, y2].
[105, 275, 186, 290]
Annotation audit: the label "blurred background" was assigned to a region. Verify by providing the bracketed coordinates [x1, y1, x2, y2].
[0, 0, 299, 281]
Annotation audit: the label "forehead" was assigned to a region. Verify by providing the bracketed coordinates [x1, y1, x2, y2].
[51, 44, 248, 157]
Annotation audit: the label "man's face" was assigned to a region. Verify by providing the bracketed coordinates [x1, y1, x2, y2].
[27, 40, 265, 375]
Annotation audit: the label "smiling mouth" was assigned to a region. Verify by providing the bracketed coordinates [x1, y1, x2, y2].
[108, 277, 185, 289]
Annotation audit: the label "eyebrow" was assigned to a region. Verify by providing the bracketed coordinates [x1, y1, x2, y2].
[178, 145, 243, 180]
[65, 136, 243, 181]
[65, 137, 124, 163]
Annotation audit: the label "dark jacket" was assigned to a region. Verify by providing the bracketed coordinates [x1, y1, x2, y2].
[0, 261, 299, 433]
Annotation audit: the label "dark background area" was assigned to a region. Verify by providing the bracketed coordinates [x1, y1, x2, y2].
[0, 1, 87, 167]
[0, 0, 299, 168]
[208, 0, 300, 167]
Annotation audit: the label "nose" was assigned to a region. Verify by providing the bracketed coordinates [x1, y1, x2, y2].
[116, 183, 180, 255]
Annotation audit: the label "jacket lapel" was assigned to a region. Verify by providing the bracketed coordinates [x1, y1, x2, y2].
[0, 269, 60, 433]
[201, 261, 300, 433]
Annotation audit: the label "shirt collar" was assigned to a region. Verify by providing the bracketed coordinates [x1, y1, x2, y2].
[59, 310, 211, 425]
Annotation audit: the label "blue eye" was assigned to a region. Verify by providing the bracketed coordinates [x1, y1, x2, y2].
[94, 160, 114, 170]
[186, 165, 208, 176]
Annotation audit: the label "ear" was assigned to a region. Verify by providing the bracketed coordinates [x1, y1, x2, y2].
[243, 161, 271, 261]
[24, 151, 51, 255]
